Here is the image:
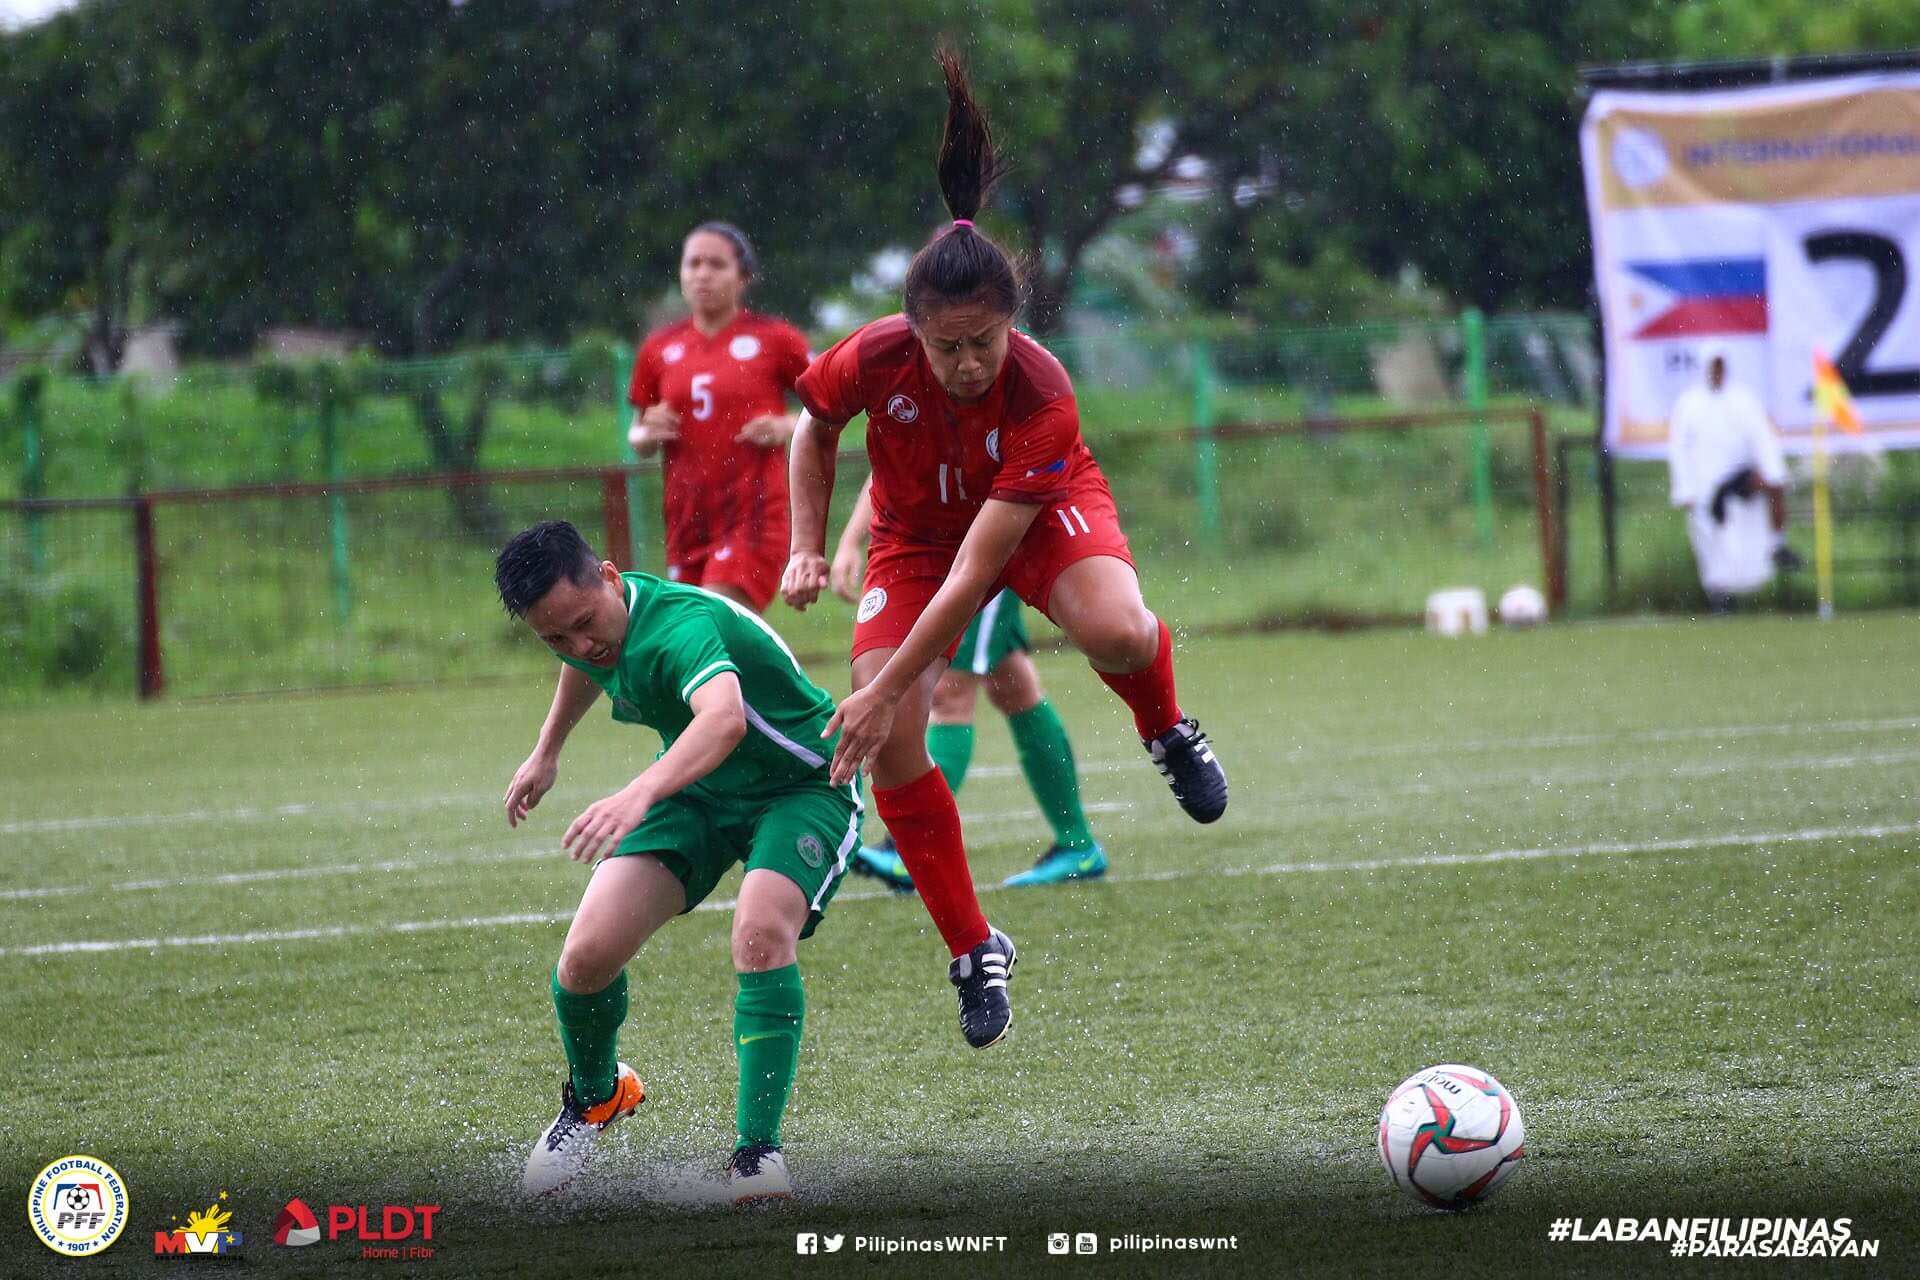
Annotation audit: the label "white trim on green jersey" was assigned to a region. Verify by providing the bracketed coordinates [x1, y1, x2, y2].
[679, 659, 739, 703]
[742, 701, 827, 769]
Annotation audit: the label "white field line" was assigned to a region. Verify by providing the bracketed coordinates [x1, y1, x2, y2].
[0, 800, 1135, 902]
[3, 818, 1912, 959]
[6, 713, 1914, 839]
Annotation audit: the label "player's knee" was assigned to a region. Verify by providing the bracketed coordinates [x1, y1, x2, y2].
[1077, 608, 1157, 670]
[556, 941, 623, 995]
[931, 674, 978, 721]
[730, 914, 799, 972]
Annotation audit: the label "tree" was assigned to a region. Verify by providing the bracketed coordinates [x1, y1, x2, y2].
[0, 0, 166, 370]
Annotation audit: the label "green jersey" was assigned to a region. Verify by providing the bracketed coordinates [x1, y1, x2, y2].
[559, 573, 838, 806]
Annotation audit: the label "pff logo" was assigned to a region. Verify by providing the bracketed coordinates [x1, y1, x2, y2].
[153, 1190, 242, 1257]
[28, 1154, 130, 1256]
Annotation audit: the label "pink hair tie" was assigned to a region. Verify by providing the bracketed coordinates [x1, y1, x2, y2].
[951, 219, 973, 229]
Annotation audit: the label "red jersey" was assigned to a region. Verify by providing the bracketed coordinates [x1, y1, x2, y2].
[795, 314, 1101, 546]
[627, 310, 811, 563]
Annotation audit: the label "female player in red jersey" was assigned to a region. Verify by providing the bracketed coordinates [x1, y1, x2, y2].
[780, 53, 1228, 1050]
[627, 222, 812, 612]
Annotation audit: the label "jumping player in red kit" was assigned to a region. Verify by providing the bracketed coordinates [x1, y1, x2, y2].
[781, 52, 1228, 1051]
[628, 223, 812, 612]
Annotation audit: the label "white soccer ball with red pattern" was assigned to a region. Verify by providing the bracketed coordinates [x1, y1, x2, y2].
[1378, 1064, 1526, 1209]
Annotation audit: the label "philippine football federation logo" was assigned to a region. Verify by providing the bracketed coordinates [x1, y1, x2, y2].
[29, 1154, 129, 1256]
[857, 587, 888, 623]
[273, 1197, 321, 1247]
[728, 334, 762, 360]
[153, 1190, 242, 1257]
[886, 394, 920, 423]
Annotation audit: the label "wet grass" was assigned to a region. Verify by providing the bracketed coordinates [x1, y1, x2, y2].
[1, 618, 1916, 1276]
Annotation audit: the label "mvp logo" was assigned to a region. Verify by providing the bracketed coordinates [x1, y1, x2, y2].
[326, 1204, 440, 1242]
[154, 1231, 240, 1255]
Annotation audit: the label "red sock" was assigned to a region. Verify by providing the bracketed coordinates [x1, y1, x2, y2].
[1097, 617, 1183, 739]
[873, 766, 989, 957]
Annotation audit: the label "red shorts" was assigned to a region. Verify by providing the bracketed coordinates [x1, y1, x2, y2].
[667, 534, 785, 612]
[852, 479, 1134, 661]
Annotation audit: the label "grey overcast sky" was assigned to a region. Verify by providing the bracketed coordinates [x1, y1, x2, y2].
[0, 0, 81, 30]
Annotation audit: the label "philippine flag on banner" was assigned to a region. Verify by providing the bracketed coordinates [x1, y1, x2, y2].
[1624, 257, 1768, 339]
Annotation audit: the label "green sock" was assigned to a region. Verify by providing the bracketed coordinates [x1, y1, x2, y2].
[926, 722, 975, 793]
[1008, 699, 1097, 851]
[551, 966, 628, 1107]
[734, 964, 805, 1149]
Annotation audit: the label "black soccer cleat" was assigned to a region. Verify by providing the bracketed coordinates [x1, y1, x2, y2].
[948, 927, 1017, 1049]
[1145, 717, 1228, 824]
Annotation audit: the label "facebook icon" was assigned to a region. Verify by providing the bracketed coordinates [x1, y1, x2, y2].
[796, 1232, 819, 1255]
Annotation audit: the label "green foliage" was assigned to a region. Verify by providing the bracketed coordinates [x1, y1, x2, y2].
[0, 571, 130, 690]
[1670, 0, 1920, 57]
[0, 0, 1673, 359]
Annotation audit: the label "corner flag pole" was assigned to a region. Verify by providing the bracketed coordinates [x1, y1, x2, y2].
[1810, 350, 1864, 622]
[1810, 411, 1834, 621]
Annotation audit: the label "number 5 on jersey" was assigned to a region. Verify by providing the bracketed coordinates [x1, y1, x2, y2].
[691, 372, 715, 421]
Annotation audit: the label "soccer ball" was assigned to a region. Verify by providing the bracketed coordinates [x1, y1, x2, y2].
[1497, 584, 1547, 627]
[1378, 1064, 1526, 1209]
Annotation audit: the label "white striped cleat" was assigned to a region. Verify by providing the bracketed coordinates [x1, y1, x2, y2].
[948, 927, 1016, 1048]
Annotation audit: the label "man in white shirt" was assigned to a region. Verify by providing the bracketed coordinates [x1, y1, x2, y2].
[1667, 347, 1796, 611]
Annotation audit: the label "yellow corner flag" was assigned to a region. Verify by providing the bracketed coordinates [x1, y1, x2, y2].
[1812, 350, 1864, 435]
[1808, 350, 1861, 621]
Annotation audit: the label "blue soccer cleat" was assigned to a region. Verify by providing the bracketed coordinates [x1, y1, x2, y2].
[849, 837, 917, 894]
[1002, 842, 1107, 887]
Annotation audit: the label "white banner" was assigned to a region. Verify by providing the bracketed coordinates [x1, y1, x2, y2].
[1582, 73, 1920, 457]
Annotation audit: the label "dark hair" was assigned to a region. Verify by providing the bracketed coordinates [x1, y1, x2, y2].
[688, 221, 757, 279]
[902, 48, 1022, 324]
[495, 520, 601, 618]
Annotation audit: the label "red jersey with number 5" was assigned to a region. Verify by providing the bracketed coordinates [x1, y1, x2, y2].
[627, 311, 811, 563]
[795, 313, 1101, 546]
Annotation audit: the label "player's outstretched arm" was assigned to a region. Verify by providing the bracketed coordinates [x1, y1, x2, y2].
[830, 475, 876, 603]
[561, 673, 748, 863]
[825, 498, 1040, 785]
[783, 409, 844, 609]
[505, 665, 602, 827]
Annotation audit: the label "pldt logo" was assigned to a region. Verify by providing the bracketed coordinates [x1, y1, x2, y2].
[327, 1203, 440, 1261]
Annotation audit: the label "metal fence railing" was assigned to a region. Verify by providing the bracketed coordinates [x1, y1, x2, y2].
[0, 409, 1560, 701]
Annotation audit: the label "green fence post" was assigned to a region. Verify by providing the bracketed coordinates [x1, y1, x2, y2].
[321, 397, 352, 634]
[614, 341, 649, 570]
[1190, 336, 1221, 542]
[1463, 307, 1493, 547]
[18, 369, 48, 574]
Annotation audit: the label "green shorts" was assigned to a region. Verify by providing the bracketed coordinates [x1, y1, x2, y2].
[609, 776, 861, 939]
[954, 589, 1030, 677]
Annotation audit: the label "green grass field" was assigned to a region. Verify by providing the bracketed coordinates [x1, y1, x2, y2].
[3, 617, 1916, 1277]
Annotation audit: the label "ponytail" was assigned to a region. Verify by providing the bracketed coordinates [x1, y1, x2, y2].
[903, 48, 1024, 322]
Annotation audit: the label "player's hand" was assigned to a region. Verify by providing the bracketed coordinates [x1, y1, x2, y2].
[562, 780, 655, 864]
[735, 414, 789, 448]
[781, 551, 831, 610]
[628, 406, 681, 453]
[829, 543, 865, 603]
[504, 750, 559, 828]
[823, 684, 895, 787]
